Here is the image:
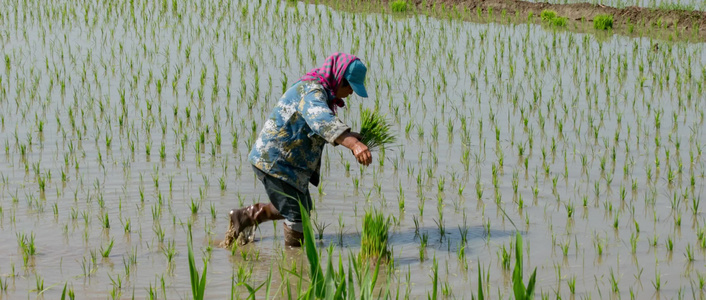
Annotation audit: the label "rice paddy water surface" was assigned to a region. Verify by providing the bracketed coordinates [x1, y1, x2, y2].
[0, 0, 705, 298]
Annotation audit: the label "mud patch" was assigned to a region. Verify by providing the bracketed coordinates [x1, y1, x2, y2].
[219, 224, 256, 249]
[426, 0, 704, 38]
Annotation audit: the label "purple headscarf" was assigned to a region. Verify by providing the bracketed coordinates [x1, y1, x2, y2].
[299, 52, 359, 114]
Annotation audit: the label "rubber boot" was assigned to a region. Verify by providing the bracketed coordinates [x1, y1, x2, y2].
[221, 203, 284, 248]
[283, 223, 304, 247]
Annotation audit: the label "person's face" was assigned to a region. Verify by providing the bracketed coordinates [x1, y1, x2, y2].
[335, 85, 354, 99]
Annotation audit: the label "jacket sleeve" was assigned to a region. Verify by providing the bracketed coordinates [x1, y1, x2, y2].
[299, 89, 350, 145]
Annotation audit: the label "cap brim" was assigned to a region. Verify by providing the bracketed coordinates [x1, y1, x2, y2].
[350, 82, 368, 98]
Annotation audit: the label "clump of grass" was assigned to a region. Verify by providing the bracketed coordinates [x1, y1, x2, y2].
[551, 17, 567, 27]
[594, 14, 614, 30]
[359, 209, 391, 263]
[359, 108, 396, 151]
[540, 10, 567, 27]
[540, 10, 558, 21]
[390, 0, 409, 12]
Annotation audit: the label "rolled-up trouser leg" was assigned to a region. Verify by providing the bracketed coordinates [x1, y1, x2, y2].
[252, 166, 313, 236]
[283, 223, 305, 247]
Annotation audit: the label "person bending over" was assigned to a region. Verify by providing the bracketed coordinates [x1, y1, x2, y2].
[222, 53, 372, 248]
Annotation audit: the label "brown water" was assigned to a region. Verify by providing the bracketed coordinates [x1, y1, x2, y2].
[0, 0, 705, 298]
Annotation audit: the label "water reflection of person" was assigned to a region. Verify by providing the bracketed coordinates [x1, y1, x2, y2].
[222, 53, 372, 248]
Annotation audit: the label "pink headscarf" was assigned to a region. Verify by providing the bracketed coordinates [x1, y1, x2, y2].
[299, 52, 359, 114]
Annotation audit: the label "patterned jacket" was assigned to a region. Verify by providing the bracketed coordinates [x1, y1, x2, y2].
[249, 81, 350, 192]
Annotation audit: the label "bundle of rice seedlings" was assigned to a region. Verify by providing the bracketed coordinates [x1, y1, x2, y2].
[359, 108, 396, 150]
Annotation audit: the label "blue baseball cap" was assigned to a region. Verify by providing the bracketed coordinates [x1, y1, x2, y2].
[344, 60, 368, 98]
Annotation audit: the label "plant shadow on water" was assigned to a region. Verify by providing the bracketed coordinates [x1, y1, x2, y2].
[296, 225, 518, 265]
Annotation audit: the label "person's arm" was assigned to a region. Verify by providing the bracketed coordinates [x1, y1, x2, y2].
[299, 86, 372, 166]
[299, 89, 350, 145]
[348, 131, 363, 141]
[335, 131, 372, 166]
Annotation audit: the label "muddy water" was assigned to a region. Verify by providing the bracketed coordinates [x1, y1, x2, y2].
[0, 0, 705, 298]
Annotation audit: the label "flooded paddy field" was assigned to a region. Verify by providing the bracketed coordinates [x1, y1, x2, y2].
[0, 0, 705, 298]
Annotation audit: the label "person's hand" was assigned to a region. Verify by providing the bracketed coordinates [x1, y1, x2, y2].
[335, 132, 372, 166]
[350, 141, 372, 166]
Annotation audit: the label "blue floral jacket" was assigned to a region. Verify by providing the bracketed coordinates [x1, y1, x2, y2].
[249, 81, 350, 192]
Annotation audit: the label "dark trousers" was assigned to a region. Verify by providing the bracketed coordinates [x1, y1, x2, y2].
[252, 166, 312, 231]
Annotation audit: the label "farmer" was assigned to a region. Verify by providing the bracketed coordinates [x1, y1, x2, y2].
[222, 53, 372, 248]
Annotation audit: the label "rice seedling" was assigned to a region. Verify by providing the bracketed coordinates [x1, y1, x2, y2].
[101, 212, 110, 229]
[428, 256, 438, 299]
[0, 276, 7, 292]
[653, 270, 663, 291]
[219, 176, 227, 191]
[17, 232, 36, 257]
[210, 203, 217, 220]
[666, 235, 674, 251]
[609, 268, 620, 293]
[101, 239, 114, 258]
[359, 209, 391, 263]
[499, 244, 511, 269]
[189, 198, 200, 214]
[512, 232, 537, 299]
[420, 232, 429, 261]
[34, 274, 44, 294]
[187, 225, 208, 300]
[567, 275, 576, 294]
[313, 219, 329, 240]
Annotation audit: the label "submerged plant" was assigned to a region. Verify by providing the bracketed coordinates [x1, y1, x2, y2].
[359, 108, 396, 151]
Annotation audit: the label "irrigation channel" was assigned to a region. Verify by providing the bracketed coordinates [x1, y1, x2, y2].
[1, 0, 705, 298]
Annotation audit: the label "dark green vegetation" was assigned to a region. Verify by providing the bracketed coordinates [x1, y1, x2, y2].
[540, 9, 568, 27]
[390, 0, 409, 12]
[594, 14, 615, 30]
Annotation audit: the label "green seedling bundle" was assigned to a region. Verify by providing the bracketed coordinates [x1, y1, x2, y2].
[359, 108, 396, 150]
